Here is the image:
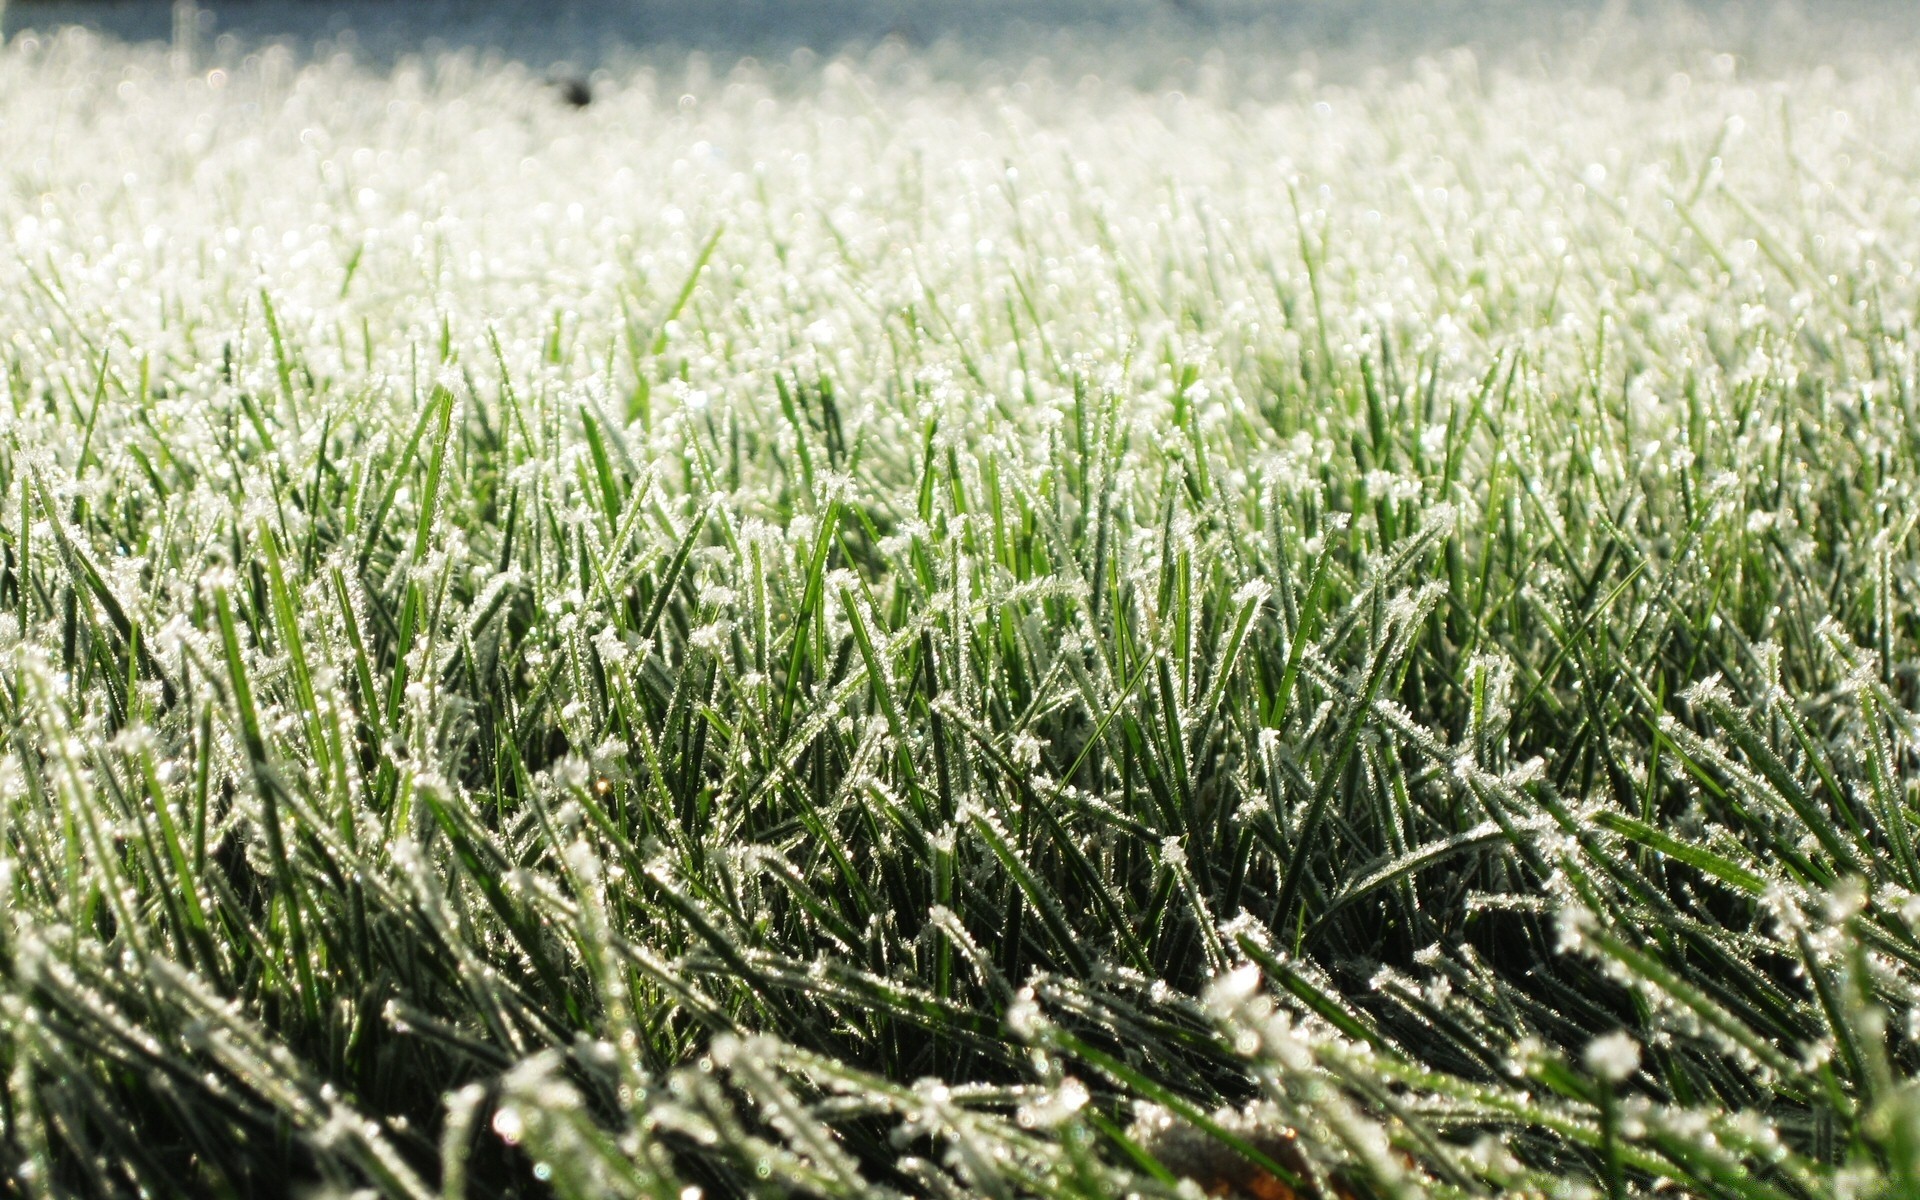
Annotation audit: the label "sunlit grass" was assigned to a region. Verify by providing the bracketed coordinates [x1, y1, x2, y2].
[3, 10, 1920, 1199]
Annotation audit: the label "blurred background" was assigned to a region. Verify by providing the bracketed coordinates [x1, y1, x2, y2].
[3, 0, 1915, 74]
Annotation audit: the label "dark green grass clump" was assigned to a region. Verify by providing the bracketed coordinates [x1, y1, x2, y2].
[5, 21, 1920, 1200]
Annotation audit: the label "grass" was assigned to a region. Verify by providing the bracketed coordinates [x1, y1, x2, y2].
[5, 8, 1920, 1198]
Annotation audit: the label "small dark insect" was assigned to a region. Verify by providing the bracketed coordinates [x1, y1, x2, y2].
[554, 76, 592, 109]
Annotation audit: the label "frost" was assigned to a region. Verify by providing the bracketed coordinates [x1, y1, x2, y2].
[1583, 1031, 1641, 1084]
[0, 12, 1913, 1200]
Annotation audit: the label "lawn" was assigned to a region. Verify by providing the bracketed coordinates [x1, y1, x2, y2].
[3, 5, 1920, 1198]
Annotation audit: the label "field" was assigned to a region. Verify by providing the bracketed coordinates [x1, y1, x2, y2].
[5, 4, 1920, 1198]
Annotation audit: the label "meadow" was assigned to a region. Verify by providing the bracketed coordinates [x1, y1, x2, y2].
[4, 5, 1920, 1197]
